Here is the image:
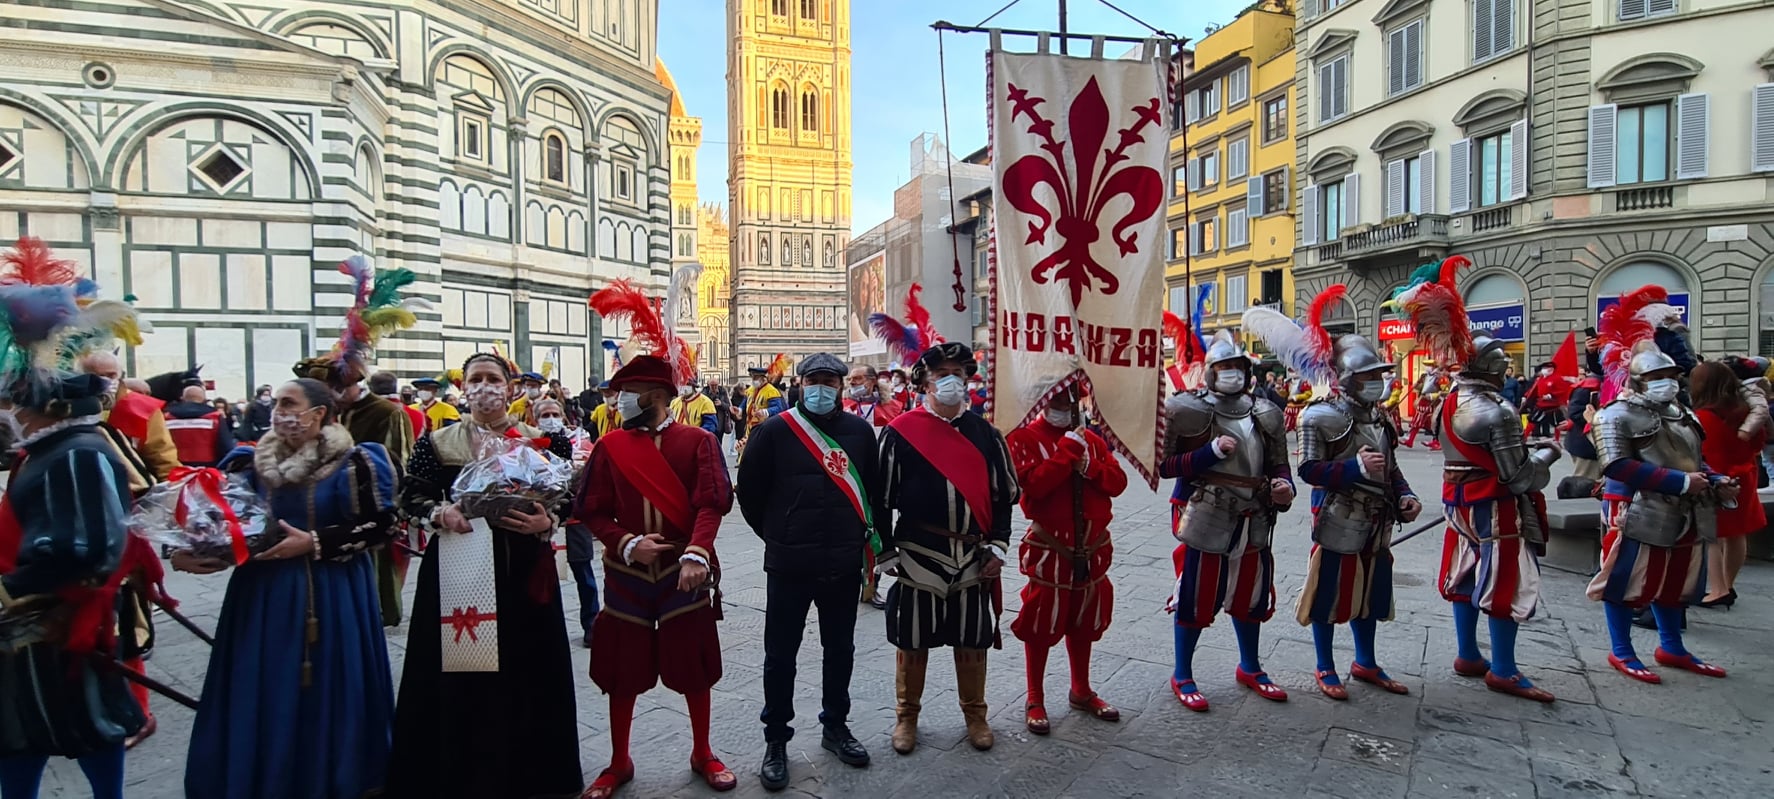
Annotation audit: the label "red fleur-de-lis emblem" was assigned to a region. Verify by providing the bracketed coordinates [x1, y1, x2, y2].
[1002, 77, 1165, 306]
[823, 449, 849, 476]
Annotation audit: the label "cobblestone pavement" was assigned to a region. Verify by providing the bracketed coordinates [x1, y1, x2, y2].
[46, 444, 1774, 798]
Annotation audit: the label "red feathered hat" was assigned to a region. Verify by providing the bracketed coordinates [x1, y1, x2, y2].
[608, 355, 675, 392]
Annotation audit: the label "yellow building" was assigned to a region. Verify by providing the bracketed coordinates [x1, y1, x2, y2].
[726, 0, 853, 370]
[658, 59, 704, 350]
[696, 203, 732, 378]
[1166, 2, 1296, 356]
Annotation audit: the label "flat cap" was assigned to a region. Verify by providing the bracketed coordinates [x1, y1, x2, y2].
[797, 352, 848, 378]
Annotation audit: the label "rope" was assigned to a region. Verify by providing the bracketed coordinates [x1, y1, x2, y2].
[1090, 0, 1175, 38]
[974, 0, 1026, 27]
[937, 27, 968, 312]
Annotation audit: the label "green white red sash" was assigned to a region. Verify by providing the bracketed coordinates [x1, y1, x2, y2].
[782, 408, 873, 532]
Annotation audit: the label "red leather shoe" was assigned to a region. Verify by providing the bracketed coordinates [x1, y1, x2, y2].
[1067, 691, 1121, 721]
[1350, 663, 1410, 695]
[1453, 657, 1490, 677]
[1235, 667, 1288, 702]
[1653, 648, 1727, 678]
[1315, 670, 1348, 701]
[1608, 654, 1661, 684]
[1485, 672, 1556, 702]
[1171, 677, 1209, 712]
[1025, 702, 1051, 735]
[580, 764, 634, 799]
[691, 755, 738, 792]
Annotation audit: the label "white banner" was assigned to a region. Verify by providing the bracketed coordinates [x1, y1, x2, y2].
[989, 44, 1170, 487]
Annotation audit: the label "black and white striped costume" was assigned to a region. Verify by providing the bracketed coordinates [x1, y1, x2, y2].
[878, 410, 1019, 650]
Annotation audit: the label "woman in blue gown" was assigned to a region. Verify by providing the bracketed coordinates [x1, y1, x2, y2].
[179, 378, 399, 799]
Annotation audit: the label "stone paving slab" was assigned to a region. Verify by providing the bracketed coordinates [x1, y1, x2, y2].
[40, 445, 1774, 797]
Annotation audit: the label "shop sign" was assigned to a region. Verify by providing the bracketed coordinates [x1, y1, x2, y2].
[1467, 304, 1525, 342]
[1596, 293, 1689, 325]
[1377, 318, 1415, 341]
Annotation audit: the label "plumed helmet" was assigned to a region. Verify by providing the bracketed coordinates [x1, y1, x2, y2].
[1202, 330, 1248, 371]
[1627, 345, 1678, 386]
[1463, 336, 1511, 379]
[1332, 334, 1393, 395]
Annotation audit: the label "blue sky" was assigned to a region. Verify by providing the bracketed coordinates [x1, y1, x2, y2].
[657, 0, 1250, 232]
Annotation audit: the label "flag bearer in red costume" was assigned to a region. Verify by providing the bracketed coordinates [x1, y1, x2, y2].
[577, 279, 736, 799]
[1007, 386, 1127, 735]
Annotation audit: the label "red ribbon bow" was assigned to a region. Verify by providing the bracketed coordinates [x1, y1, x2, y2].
[444, 606, 496, 643]
[168, 466, 249, 566]
[502, 428, 553, 450]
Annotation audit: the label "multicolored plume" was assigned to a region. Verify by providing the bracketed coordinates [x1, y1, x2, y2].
[1303, 284, 1347, 370]
[1241, 303, 1331, 384]
[904, 283, 943, 347]
[870, 283, 943, 363]
[1399, 282, 1474, 368]
[765, 352, 791, 383]
[1, 237, 80, 288]
[588, 277, 697, 385]
[1598, 284, 1667, 403]
[443, 368, 464, 389]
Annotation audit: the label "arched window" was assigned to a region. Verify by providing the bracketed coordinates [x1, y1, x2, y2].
[801, 90, 819, 132]
[771, 87, 790, 129]
[771, 0, 788, 15]
[543, 133, 566, 182]
[800, 0, 816, 19]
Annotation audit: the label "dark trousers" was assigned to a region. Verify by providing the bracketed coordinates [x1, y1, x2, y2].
[760, 570, 861, 743]
[568, 559, 601, 640]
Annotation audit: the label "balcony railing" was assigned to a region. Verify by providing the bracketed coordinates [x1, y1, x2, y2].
[1614, 184, 1674, 212]
[1469, 205, 1513, 233]
[1339, 214, 1450, 258]
[1313, 239, 1345, 264]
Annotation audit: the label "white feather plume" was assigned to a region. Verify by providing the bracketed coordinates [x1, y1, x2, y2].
[1635, 302, 1681, 329]
[1241, 306, 1327, 382]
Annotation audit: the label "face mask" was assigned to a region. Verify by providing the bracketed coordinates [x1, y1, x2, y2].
[1644, 378, 1680, 404]
[803, 384, 840, 415]
[1357, 379, 1390, 403]
[1045, 408, 1073, 428]
[679, 386, 694, 398]
[848, 385, 872, 401]
[932, 375, 967, 406]
[417, 390, 434, 403]
[878, 379, 892, 391]
[892, 378, 904, 387]
[524, 387, 542, 400]
[271, 410, 312, 440]
[752, 379, 764, 389]
[465, 383, 507, 414]
[331, 386, 352, 404]
[1212, 370, 1247, 395]
[538, 417, 565, 433]
[257, 395, 272, 405]
[618, 391, 644, 420]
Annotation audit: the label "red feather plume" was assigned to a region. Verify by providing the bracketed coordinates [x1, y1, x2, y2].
[588, 279, 670, 358]
[1597, 284, 1668, 404]
[1400, 282, 1474, 367]
[1436, 254, 1472, 289]
[1303, 284, 1347, 367]
[2, 236, 79, 287]
[904, 282, 942, 348]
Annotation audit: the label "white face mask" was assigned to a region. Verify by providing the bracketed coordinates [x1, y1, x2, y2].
[1357, 378, 1391, 403]
[1644, 378, 1680, 404]
[752, 379, 765, 389]
[848, 385, 872, 401]
[465, 383, 507, 414]
[1045, 408, 1073, 428]
[679, 386, 695, 398]
[1212, 370, 1247, 395]
[417, 390, 434, 403]
[603, 393, 618, 408]
[524, 387, 542, 400]
[537, 416, 565, 433]
[932, 374, 967, 406]
[618, 391, 644, 420]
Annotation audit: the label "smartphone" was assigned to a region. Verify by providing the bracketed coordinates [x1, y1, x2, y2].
[1584, 326, 1597, 338]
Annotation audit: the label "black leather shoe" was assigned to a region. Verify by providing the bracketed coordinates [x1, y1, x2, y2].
[759, 741, 789, 791]
[822, 727, 870, 767]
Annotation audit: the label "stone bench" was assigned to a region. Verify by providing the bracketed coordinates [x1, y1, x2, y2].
[1542, 489, 1774, 574]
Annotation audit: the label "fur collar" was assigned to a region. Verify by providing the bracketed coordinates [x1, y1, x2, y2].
[254, 425, 355, 488]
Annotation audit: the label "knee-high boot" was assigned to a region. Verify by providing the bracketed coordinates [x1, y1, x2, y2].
[893, 649, 928, 755]
[955, 648, 994, 751]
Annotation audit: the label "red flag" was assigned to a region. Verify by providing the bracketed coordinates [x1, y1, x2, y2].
[1547, 330, 1580, 408]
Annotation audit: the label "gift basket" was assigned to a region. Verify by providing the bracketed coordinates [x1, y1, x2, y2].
[129, 467, 275, 565]
[450, 433, 575, 521]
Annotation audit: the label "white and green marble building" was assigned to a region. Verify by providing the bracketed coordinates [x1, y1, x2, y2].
[0, 0, 675, 398]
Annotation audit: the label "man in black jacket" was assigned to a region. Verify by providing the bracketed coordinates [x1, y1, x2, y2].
[736, 352, 880, 791]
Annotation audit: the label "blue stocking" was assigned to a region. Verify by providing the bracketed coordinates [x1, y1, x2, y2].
[1651, 604, 1688, 658]
[1351, 618, 1380, 670]
[0, 755, 49, 799]
[75, 744, 124, 799]
[1311, 621, 1342, 686]
[1172, 624, 1201, 685]
[1451, 601, 1483, 664]
[1488, 616, 1533, 687]
[1231, 618, 1266, 677]
[1604, 601, 1641, 664]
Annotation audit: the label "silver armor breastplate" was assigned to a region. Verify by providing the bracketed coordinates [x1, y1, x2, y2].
[1441, 383, 1511, 470]
[1170, 390, 1278, 555]
[1208, 411, 1262, 499]
[1638, 408, 1704, 473]
[1596, 398, 1715, 546]
[1304, 398, 1398, 554]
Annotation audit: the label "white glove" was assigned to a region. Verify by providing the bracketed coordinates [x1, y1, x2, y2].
[873, 553, 900, 577]
[1064, 431, 1090, 469]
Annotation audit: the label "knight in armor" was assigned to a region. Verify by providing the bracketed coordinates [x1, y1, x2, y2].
[1402, 359, 1446, 450]
[1587, 314, 1736, 684]
[1398, 268, 1561, 702]
[1246, 290, 1424, 700]
[1159, 331, 1296, 712]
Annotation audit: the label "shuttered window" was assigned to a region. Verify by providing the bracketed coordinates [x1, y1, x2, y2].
[1620, 0, 1676, 21]
[1473, 0, 1516, 63]
[1228, 138, 1250, 180]
[1418, 149, 1438, 214]
[1753, 84, 1774, 173]
[1449, 138, 1473, 213]
[1509, 120, 1529, 200]
[1384, 156, 1424, 217]
[1673, 93, 1709, 180]
[1201, 150, 1220, 189]
[1229, 66, 1250, 106]
[1227, 206, 1250, 248]
[1318, 56, 1350, 123]
[1587, 105, 1618, 188]
[1301, 184, 1320, 246]
[1387, 21, 1425, 97]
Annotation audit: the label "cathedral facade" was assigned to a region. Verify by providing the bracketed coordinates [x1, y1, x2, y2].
[725, 0, 852, 370]
[0, 0, 673, 397]
[696, 203, 732, 379]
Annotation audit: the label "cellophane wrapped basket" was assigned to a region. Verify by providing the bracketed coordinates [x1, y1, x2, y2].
[450, 433, 574, 521]
[129, 468, 275, 565]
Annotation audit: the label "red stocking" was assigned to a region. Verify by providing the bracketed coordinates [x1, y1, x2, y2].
[685, 689, 714, 764]
[607, 693, 636, 773]
[1024, 643, 1049, 706]
[1066, 635, 1094, 697]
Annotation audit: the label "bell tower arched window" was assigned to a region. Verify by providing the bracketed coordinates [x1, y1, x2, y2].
[771, 87, 790, 129]
[801, 90, 819, 133]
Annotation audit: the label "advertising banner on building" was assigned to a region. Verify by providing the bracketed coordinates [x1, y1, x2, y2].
[1597, 293, 1689, 325]
[989, 41, 1172, 487]
[847, 250, 887, 358]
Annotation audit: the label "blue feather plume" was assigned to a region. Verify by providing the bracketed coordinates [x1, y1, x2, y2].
[1189, 284, 1213, 358]
[868, 313, 923, 364]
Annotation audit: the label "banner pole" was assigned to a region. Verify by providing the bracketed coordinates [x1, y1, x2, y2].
[1058, 0, 1068, 54]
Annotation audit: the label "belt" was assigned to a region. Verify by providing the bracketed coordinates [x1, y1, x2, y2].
[912, 521, 984, 544]
[1443, 468, 1491, 485]
[1027, 521, 1101, 585]
[1200, 472, 1268, 490]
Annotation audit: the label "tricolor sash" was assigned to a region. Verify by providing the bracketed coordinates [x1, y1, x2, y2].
[888, 406, 994, 532]
[596, 428, 694, 534]
[782, 408, 873, 531]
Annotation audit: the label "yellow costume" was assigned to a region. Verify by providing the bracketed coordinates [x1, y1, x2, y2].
[588, 403, 624, 437]
[669, 393, 718, 432]
[415, 400, 460, 432]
